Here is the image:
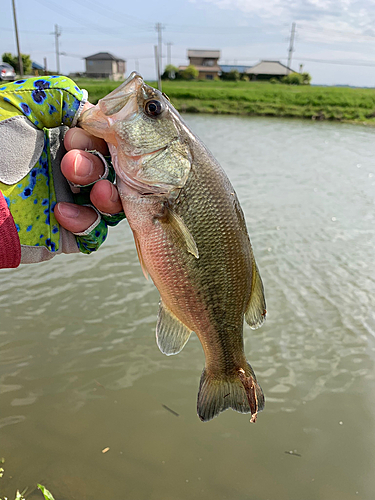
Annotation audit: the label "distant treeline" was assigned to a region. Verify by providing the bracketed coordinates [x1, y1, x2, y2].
[162, 64, 311, 85]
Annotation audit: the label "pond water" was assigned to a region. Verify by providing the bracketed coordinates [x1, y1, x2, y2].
[1, 115, 375, 500]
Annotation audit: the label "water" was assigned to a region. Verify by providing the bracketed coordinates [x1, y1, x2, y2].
[1, 115, 375, 500]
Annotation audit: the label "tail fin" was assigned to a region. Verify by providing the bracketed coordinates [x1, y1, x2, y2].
[197, 363, 264, 422]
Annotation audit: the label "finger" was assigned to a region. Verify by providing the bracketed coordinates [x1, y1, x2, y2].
[61, 150, 105, 186]
[64, 128, 108, 155]
[90, 180, 123, 215]
[54, 202, 98, 234]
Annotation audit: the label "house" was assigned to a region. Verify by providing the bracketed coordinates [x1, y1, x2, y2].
[220, 65, 252, 75]
[32, 61, 44, 76]
[84, 52, 126, 80]
[246, 60, 295, 81]
[179, 50, 221, 80]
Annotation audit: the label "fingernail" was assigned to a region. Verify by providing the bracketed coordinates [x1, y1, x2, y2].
[74, 154, 93, 178]
[66, 128, 81, 150]
[56, 202, 80, 218]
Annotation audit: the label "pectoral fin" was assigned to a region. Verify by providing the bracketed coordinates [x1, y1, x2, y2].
[156, 300, 192, 355]
[244, 257, 266, 329]
[134, 233, 149, 280]
[161, 208, 199, 258]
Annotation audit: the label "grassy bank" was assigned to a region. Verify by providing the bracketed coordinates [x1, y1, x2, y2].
[75, 78, 375, 124]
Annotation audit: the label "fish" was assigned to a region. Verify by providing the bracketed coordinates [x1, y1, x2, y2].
[78, 72, 267, 422]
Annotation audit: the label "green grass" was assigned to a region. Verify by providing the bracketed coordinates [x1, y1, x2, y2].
[0, 464, 55, 500]
[75, 78, 375, 125]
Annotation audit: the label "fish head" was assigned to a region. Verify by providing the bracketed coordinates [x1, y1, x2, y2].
[79, 72, 191, 197]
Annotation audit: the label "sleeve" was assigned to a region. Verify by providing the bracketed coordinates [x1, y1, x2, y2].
[0, 76, 87, 129]
[0, 189, 21, 268]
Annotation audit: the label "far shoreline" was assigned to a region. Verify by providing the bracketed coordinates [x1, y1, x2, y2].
[75, 78, 375, 126]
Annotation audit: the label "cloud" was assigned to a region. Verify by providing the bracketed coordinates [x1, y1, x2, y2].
[196, 0, 375, 34]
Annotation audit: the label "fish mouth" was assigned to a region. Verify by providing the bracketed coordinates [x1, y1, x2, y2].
[97, 71, 144, 118]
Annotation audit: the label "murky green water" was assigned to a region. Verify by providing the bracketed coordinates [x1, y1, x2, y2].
[1, 116, 375, 500]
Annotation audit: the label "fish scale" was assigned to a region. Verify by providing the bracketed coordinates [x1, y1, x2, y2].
[79, 72, 267, 422]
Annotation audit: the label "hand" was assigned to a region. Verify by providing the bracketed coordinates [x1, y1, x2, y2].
[0, 76, 126, 267]
[54, 125, 123, 234]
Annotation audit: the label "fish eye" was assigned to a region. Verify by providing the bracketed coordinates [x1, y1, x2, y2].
[145, 99, 163, 117]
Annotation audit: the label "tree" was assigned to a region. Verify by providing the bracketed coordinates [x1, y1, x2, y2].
[282, 71, 311, 85]
[301, 72, 312, 85]
[180, 64, 199, 80]
[221, 69, 240, 81]
[161, 64, 179, 80]
[2, 52, 32, 74]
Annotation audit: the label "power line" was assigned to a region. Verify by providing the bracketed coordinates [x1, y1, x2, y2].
[294, 56, 375, 67]
[71, 0, 152, 30]
[300, 24, 375, 41]
[34, 0, 106, 34]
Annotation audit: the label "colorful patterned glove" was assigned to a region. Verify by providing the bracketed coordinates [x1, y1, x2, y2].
[0, 76, 125, 267]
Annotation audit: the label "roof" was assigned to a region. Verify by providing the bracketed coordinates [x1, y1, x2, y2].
[220, 65, 252, 74]
[187, 50, 221, 59]
[179, 65, 221, 73]
[246, 60, 294, 75]
[85, 52, 125, 62]
[32, 61, 44, 70]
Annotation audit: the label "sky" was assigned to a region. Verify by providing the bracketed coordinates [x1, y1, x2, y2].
[2, 0, 375, 87]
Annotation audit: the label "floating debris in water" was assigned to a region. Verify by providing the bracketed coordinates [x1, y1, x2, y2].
[102, 447, 110, 454]
[285, 450, 302, 457]
[162, 404, 180, 417]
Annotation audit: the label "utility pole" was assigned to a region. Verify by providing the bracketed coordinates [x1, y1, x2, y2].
[54, 24, 61, 74]
[154, 45, 161, 91]
[11, 0, 23, 76]
[155, 22, 164, 89]
[166, 42, 173, 67]
[135, 59, 139, 73]
[287, 22, 296, 75]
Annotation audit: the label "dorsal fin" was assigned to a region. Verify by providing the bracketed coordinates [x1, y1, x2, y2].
[156, 300, 192, 355]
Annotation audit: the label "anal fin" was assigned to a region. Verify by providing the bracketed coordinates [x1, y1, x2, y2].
[156, 300, 192, 355]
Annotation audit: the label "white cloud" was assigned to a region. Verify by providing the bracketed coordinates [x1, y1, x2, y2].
[196, 0, 375, 34]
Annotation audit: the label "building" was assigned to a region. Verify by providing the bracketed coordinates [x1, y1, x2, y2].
[32, 61, 44, 76]
[179, 50, 221, 80]
[84, 52, 126, 80]
[246, 60, 295, 81]
[220, 64, 252, 75]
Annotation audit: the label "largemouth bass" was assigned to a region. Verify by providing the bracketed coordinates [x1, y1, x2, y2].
[79, 72, 267, 422]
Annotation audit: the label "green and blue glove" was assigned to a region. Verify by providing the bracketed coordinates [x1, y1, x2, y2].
[0, 76, 125, 265]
